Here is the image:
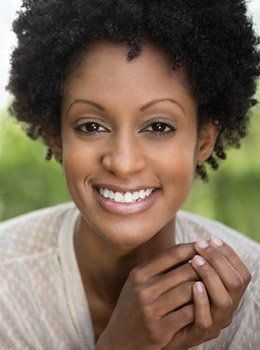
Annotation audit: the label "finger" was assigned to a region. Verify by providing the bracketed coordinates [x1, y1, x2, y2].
[193, 282, 212, 328]
[148, 262, 200, 298]
[136, 243, 197, 281]
[161, 304, 194, 337]
[209, 236, 252, 287]
[194, 240, 246, 309]
[152, 281, 195, 317]
[186, 282, 213, 343]
[191, 254, 233, 325]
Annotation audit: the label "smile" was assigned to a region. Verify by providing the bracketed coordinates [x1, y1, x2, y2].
[92, 186, 161, 215]
[97, 186, 156, 203]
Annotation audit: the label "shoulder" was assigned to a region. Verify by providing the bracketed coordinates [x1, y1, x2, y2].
[0, 201, 75, 263]
[0, 202, 81, 348]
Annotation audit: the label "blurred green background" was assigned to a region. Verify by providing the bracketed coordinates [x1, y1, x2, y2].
[0, 102, 259, 243]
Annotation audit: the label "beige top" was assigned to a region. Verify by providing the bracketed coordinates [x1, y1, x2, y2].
[0, 201, 259, 350]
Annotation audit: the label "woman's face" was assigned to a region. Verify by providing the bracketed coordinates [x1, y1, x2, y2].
[54, 41, 218, 248]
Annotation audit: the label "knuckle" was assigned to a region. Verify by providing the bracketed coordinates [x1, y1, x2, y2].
[169, 244, 187, 262]
[220, 297, 233, 311]
[245, 271, 252, 285]
[142, 314, 161, 344]
[180, 263, 199, 279]
[136, 288, 150, 305]
[175, 264, 187, 279]
[187, 263, 200, 278]
[179, 281, 194, 295]
[222, 318, 233, 328]
[207, 329, 221, 340]
[225, 249, 237, 260]
[147, 328, 161, 345]
[196, 319, 213, 332]
[180, 304, 194, 323]
[130, 267, 144, 285]
[142, 305, 157, 324]
[198, 264, 211, 278]
[207, 248, 223, 262]
[228, 276, 244, 291]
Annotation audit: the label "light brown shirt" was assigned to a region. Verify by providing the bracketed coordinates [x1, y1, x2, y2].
[0, 202, 259, 349]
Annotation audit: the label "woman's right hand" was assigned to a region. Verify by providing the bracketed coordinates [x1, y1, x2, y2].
[96, 243, 201, 350]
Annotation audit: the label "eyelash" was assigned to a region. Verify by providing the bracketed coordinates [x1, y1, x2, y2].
[73, 121, 177, 137]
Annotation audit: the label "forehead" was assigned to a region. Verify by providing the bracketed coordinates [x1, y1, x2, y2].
[66, 40, 190, 89]
[62, 40, 195, 115]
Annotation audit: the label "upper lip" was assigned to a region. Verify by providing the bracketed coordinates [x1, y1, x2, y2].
[93, 183, 161, 193]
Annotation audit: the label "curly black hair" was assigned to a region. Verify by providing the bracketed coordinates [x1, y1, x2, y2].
[6, 0, 260, 182]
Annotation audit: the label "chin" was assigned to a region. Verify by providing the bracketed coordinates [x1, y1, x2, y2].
[91, 219, 162, 248]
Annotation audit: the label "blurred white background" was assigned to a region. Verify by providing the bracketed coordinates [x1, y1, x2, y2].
[1, 0, 260, 108]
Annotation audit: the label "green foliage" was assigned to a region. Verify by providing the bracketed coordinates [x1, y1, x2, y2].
[183, 106, 260, 243]
[0, 106, 259, 243]
[0, 110, 71, 219]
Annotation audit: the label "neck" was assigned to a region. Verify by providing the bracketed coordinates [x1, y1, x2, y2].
[74, 216, 176, 307]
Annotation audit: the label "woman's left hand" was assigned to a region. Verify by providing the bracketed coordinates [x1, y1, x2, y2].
[163, 236, 252, 350]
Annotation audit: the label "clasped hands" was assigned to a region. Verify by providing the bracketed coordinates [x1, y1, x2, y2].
[96, 236, 252, 350]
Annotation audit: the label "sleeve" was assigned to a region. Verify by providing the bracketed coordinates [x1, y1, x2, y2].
[0, 265, 45, 350]
[0, 255, 82, 350]
[227, 283, 260, 350]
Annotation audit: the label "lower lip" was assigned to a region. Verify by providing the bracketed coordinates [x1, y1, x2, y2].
[92, 187, 161, 215]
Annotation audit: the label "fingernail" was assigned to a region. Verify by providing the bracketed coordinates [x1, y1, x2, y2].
[193, 255, 205, 266]
[196, 240, 209, 249]
[195, 282, 204, 293]
[210, 236, 223, 247]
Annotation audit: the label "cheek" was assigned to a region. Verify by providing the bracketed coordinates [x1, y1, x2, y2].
[154, 133, 197, 205]
[158, 147, 195, 191]
[61, 134, 97, 197]
[155, 131, 196, 178]
[63, 142, 95, 170]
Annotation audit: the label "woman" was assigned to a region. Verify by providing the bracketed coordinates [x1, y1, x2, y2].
[1, 0, 260, 349]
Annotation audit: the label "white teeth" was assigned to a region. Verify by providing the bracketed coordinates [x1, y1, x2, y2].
[98, 187, 155, 203]
[124, 192, 134, 203]
[139, 190, 146, 199]
[103, 188, 110, 198]
[132, 192, 139, 200]
[114, 192, 124, 202]
[109, 190, 115, 200]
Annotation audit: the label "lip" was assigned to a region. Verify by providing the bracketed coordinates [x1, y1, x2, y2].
[93, 186, 161, 215]
[93, 183, 161, 193]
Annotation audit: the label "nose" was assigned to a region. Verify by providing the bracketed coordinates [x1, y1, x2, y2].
[101, 132, 147, 178]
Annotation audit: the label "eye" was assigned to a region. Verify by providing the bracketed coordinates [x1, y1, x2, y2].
[73, 120, 177, 137]
[73, 122, 108, 134]
[143, 121, 177, 137]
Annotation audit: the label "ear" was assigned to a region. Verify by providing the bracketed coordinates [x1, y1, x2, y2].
[197, 120, 221, 163]
[46, 134, 63, 162]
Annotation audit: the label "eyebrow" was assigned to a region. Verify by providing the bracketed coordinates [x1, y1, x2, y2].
[67, 98, 186, 116]
[140, 98, 186, 115]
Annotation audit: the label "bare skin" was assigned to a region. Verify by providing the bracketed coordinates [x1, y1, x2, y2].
[46, 41, 251, 348]
[95, 240, 251, 350]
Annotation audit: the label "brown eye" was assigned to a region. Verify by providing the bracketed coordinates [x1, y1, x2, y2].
[74, 122, 107, 134]
[144, 122, 177, 137]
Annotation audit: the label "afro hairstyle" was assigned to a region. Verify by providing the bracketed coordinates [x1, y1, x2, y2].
[6, 0, 260, 182]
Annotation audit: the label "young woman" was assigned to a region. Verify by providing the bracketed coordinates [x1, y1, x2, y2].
[1, 1, 260, 349]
